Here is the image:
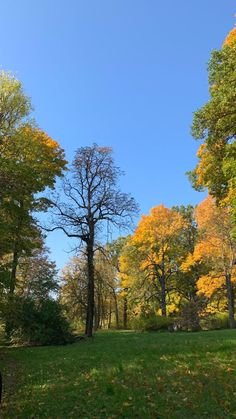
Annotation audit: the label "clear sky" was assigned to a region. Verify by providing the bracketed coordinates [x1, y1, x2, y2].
[0, 1, 235, 268]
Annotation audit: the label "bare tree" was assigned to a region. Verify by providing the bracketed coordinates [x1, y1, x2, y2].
[47, 144, 138, 337]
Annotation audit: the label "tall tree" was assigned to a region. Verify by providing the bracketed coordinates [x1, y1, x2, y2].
[47, 144, 138, 337]
[189, 26, 236, 231]
[0, 124, 66, 295]
[0, 72, 67, 339]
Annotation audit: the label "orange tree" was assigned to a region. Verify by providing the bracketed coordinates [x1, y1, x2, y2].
[184, 196, 236, 328]
[120, 205, 186, 317]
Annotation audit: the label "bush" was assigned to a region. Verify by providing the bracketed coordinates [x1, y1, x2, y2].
[200, 313, 229, 330]
[131, 312, 174, 332]
[3, 296, 74, 345]
[178, 300, 202, 332]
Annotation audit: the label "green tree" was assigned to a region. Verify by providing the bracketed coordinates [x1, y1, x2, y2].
[16, 246, 58, 301]
[0, 124, 66, 296]
[0, 72, 67, 338]
[0, 71, 31, 141]
[189, 27, 236, 230]
[106, 237, 129, 328]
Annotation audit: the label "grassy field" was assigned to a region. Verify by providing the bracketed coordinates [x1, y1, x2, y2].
[0, 330, 236, 418]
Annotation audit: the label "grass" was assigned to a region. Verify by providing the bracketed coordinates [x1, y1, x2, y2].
[1, 329, 236, 418]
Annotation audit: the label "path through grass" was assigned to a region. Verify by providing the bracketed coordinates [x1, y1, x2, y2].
[1, 330, 236, 418]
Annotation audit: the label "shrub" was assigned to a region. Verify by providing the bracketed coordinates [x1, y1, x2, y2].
[178, 300, 202, 332]
[200, 313, 229, 330]
[131, 312, 174, 332]
[3, 296, 74, 345]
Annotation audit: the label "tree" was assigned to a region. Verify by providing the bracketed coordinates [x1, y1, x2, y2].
[0, 72, 67, 338]
[0, 71, 31, 200]
[186, 196, 236, 328]
[60, 249, 122, 331]
[106, 237, 129, 328]
[93, 250, 116, 329]
[60, 256, 88, 329]
[0, 124, 66, 296]
[189, 26, 236, 231]
[120, 205, 186, 317]
[173, 205, 208, 330]
[0, 71, 31, 141]
[16, 246, 58, 301]
[48, 144, 138, 337]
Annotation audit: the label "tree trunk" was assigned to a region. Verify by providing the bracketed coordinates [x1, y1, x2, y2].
[123, 295, 128, 329]
[113, 290, 119, 329]
[9, 249, 18, 295]
[5, 249, 19, 339]
[85, 239, 95, 337]
[226, 274, 235, 329]
[94, 302, 98, 330]
[108, 299, 112, 328]
[160, 278, 167, 317]
[97, 293, 101, 329]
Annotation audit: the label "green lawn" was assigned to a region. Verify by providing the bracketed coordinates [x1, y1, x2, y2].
[1, 330, 236, 418]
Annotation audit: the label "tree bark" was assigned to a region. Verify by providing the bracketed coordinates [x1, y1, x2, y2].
[226, 274, 235, 329]
[5, 246, 19, 338]
[94, 302, 98, 330]
[113, 290, 119, 329]
[85, 239, 95, 337]
[108, 299, 112, 328]
[123, 295, 128, 329]
[9, 249, 18, 295]
[160, 277, 167, 317]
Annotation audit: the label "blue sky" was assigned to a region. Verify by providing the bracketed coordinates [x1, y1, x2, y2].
[1, 1, 235, 268]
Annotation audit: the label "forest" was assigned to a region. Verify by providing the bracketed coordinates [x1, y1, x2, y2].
[0, 10, 236, 419]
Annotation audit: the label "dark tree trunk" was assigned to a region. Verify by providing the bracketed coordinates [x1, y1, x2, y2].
[94, 302, 98, 330]
[226, 274, 235, 329]
[100, 296, 105, 328]
[160, 277, 167, 317]
[113, 290, 119, 329]
[5, 249, 19, 339]
[123, 295, 128, 329]
[108, 299, 112, 328]
[9, 249, 18, 295]
[97, 293, 101, 329]
[85, 239, 95, 337]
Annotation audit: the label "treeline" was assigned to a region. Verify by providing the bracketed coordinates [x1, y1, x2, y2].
[60, 198, 235, 332]
[0, 22, 236, 343]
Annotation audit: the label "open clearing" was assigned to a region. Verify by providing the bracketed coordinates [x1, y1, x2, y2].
[1, 330, 236, 418]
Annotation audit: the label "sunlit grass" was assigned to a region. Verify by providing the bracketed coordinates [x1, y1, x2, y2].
[1, 329, 236, 418]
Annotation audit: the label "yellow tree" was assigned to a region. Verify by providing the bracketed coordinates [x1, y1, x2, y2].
[120, 205, 186, 317]
[191, 196, 236, 328]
